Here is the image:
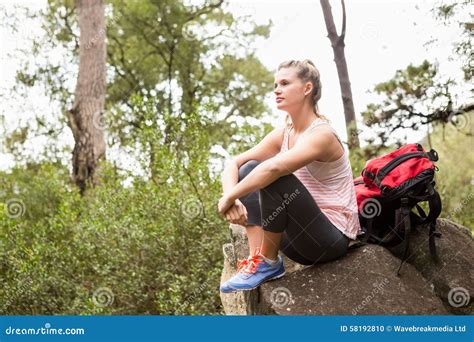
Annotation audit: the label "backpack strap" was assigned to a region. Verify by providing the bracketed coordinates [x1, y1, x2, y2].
[415, 204, 427, 218]
[398, 184, 442, 272]
[374, 152, 425, 188]
[410, 181, 442, 261]
[396, 197, 412, 276]
[425, 183, 442, 221]
[408, 205, 428, 227]
[427, 187, 442, 262]
[373, 148, 438, 188]
[361, 217, 374, 243]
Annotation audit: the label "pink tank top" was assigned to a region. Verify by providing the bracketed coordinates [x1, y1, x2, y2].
[280, 118, 361, 239]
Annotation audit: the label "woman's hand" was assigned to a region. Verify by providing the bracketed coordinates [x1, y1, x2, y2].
[218, 194, 235, 216]
[225, 199, 248, 226]
[218, 196, 248, 226]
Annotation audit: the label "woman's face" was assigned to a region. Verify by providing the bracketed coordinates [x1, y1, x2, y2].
[274, 67, 310, 111]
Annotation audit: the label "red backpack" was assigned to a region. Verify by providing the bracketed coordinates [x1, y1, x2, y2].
[353, 143, 442, 274]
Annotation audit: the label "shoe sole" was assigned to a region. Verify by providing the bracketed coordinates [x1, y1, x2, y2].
[220, 271, 286, 293]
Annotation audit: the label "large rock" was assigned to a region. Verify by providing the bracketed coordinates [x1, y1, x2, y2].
[388, 218, 473, 315]
[220, 224, 450, 315]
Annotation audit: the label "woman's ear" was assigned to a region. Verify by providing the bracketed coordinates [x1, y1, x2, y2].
[304, 82, 313, 96]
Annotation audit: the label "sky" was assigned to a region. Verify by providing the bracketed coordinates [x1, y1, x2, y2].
[0, 0, 467, 172]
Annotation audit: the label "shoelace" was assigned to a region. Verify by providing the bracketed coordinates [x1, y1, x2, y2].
[236, 250, 264, 274]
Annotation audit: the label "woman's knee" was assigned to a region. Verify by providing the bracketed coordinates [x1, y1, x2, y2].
[238, 159, 260, 181]
[262, 173, 299, 194]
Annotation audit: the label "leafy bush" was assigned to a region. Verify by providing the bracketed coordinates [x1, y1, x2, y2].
[0, 157, 227, 315]
[426, 113, 473, 231]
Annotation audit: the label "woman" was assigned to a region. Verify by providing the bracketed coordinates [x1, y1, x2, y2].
[218, 59, 361, 293]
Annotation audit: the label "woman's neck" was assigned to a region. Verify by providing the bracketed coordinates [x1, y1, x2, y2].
[287, 104, 319, 134]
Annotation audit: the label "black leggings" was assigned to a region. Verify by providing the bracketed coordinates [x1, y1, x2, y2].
[237, 160, 349, 265]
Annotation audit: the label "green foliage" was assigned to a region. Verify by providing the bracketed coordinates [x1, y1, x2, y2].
[0, 155, 228, 314]
[0, 0, 276, 314]
[5, 0, 273, 165]
[433, 0, 473, 81]
[422, 112, 474, 231]
[361, 59, 471, 149]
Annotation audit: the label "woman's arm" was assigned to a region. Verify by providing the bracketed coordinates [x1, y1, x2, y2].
[221, 160, 239, 195]
[220, 127, 284, 195]
[224, 159, 280, 202]
[217, 128, 283, 217]
[225, 128, 337, 202]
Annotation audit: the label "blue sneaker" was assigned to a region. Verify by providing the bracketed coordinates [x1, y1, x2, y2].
[220, 251, 285, 293]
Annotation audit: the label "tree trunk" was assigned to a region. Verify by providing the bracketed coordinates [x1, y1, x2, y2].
[68, 0, 106, 194]
[320, 0, 360, 149]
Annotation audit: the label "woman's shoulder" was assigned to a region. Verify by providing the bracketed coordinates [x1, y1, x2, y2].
[308, 117, 334, 134]
[262, 126, 286, 150]
[306, 122, 345, 162]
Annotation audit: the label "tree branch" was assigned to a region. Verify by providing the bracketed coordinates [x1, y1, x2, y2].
[340, 0, 346, 40]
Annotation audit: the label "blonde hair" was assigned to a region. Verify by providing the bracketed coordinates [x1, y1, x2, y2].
[277, 59, 329, 127]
